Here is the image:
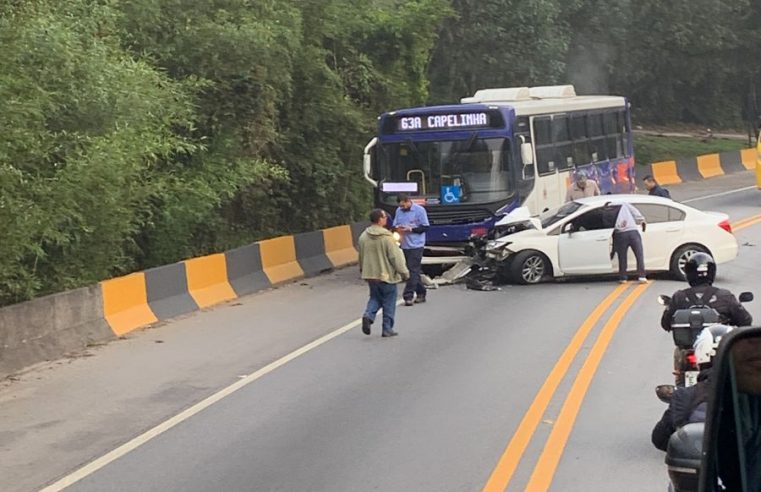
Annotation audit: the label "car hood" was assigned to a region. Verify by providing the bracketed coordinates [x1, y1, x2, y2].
[495, 206, 542, 230]
[487, 227, 546, 250]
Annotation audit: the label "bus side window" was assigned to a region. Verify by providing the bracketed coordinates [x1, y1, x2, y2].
[571, 114, 591, 165]
[534, 117, 555, 175]
[552, 115, 574, 170]
[619, 111, 632, 157]
[587, 113, 606, 162]
[603, 111, 621, 159]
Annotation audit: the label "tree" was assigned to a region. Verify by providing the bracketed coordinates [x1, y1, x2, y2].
[427, 0, 569, 103]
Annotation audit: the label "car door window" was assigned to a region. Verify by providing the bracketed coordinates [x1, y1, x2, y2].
[634, 204, 683, 223]
[571, 206, 619, 231]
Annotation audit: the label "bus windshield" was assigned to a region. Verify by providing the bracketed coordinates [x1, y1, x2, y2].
[376, 137, 514, 206]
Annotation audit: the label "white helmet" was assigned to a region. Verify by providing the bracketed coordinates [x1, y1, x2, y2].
[693, 324, 734, 367]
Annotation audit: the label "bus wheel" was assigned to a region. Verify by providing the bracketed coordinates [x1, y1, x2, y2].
[670, 244, 710, 281]
[511, 251, 551, 285]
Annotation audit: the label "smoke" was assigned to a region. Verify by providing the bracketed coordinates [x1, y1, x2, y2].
[566, 43, 614, 94]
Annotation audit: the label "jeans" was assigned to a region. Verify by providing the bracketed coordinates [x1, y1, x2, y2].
[613, 230, 645, 278]
[364, 281, 398, 334]
[402, 247, 426, 301]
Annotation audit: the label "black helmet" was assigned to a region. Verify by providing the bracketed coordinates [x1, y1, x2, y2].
[685, 252, 716, 287]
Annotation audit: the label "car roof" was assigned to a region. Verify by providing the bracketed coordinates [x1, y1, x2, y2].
[573, 194, 685, 207]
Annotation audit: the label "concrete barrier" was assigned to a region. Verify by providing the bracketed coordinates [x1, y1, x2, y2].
[145, 263, 198, 321]
[184, 254, 237, 309]
[295, 231, 334, 277]
[101, 273, 158, 336]
[225, 243, 271, 297]
[259, 235, 305, 284]
[1, 222, 372, 378]
[648, 149, 754, 184]
[0, 286, 114, 377]
[323, 225, 358, 268]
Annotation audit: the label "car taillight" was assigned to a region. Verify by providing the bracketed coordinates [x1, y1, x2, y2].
[718, 219, 732, 233]
[471, 227, 488, 237]
[686, 353, 698, 366]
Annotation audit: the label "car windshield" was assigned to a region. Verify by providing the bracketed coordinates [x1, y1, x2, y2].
[376, 137, 514, 206]
[540, 201, 583, 229]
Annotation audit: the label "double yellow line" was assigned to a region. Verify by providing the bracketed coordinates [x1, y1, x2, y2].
[481, 282, 648, 492]
[483, 212, 761, 491]
[734, 213, 761, 231]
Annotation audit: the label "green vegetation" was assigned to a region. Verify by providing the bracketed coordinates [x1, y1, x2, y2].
[634, 136, 749, 166]
[1, 0, 760, 305]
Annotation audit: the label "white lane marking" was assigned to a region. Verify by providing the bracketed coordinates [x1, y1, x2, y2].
[40, 301, 403, 491]
[682, 186, 756, 203]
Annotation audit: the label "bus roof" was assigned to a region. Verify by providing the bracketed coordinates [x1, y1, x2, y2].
[383, 85, 627, 119]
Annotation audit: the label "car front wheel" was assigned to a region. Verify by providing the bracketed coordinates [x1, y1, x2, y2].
[510, 250, 551, 285]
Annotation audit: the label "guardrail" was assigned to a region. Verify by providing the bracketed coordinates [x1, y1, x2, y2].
[1, 223, 366, 378]
[646, 148, 756, 185]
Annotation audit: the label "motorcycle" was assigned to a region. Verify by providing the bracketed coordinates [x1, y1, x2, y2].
[655, 290, 753, 398]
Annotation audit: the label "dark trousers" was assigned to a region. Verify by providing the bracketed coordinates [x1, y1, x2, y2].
[613, 230, 645, 279]
[402, 248, 426, 301]
[364, 281, 397, 334]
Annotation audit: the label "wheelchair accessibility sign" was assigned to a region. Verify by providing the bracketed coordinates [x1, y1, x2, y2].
[440, 185, 461, 204]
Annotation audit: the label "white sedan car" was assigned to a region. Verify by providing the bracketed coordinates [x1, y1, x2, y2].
[485, 195, 738, 284]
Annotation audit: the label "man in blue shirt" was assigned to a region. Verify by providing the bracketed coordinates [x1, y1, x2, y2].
[393, 194, 430, 306]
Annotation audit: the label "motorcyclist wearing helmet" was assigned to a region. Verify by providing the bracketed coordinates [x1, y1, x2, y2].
[652, 324, 733, 451]
[660, 252, 752, 331]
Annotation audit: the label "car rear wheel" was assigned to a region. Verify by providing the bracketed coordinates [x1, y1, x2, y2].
[510, 250, 551, 284]
[670, 244, 710, 281]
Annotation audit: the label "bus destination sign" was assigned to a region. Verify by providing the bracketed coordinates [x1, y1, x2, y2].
[396, 112, 490, 132]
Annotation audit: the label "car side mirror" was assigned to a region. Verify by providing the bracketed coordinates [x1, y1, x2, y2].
[562, 222, 575, 235]
[699, 327, 761, 490]
[739, 292, 754, 303]
[658, 295, 672, 306]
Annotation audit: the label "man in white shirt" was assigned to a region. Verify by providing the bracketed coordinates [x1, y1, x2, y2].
[612, 202, 647, 283]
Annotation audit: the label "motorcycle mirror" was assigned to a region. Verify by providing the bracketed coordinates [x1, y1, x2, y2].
[739, 292, 754, 303]
[658, 295, 671, 306]
[698, 326, 761, 490]
[656, 384, 675, 403]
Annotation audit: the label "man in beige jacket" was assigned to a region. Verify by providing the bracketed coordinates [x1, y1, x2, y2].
[566, 170, 601, 202]
[359, 209, 410, 337]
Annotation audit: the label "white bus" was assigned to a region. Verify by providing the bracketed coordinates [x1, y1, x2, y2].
[364, 85, 635, 246]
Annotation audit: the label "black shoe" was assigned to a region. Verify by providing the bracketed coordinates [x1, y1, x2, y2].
[361, 317, 372, 335]
[382, 331, 398, 338]
[414, 296, 426, 304]
[404, 299, 414, 306]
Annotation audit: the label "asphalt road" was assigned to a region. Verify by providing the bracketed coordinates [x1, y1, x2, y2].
[1, 172, 760, 492]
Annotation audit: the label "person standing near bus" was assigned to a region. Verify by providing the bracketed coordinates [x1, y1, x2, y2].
[642, 175, 671, 199]
[393, 194, 430, 306]
[566, 170, 601, 201]
[359, 209, 409, 338]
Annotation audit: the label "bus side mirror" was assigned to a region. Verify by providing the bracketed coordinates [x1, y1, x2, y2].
[363, 137, 378, 187]
[521, 142, 534, 166]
